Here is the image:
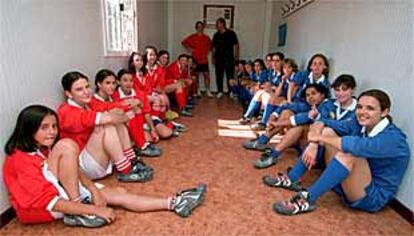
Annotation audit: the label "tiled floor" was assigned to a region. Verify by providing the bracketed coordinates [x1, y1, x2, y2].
[1, 97, 412, 235]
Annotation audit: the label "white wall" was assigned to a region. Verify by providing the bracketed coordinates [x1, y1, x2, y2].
[272, 0, 414, 210]
[137, 0, 168, 51]
[0, 0, 136, 214]
[167, 0, 269, 91]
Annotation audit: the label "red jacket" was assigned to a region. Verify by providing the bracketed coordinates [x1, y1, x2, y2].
[132, 72, 153, 95]
[57, 100, 98, 150]
[3, 149, 58, 223]
[147, 65, 166, 90]
[166, 61, 189, 85]
[111, 87, 151, 115]
[88, 94, 129, 112]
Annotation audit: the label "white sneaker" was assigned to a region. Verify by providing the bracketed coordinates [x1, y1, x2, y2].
[229, 92, 234, 99]
[216, 92, 223, 99]
[197, 90, 202, 97]
[206, 90, 213, 98]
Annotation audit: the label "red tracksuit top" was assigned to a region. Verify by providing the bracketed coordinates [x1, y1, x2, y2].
[166, 61, 189, 85]
[3, 149, 59, 224]
[57, 99, 99, 150]
[111, 87, 151, 115]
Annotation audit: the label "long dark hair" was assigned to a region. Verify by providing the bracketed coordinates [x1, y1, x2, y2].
[95, 69, 116, 92]
[307, 53, 330, 77]
[358, 89, 392, 122]
[5, 105, 58, 155]
[128, 51, 147, 75]
[142, 46, 158, 75]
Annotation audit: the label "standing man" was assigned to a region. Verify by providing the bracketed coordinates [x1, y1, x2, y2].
[182, 21, 213, 97]
[212, 17, 239, 99]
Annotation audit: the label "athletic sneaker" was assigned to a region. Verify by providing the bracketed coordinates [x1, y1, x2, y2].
[206, 90, 213, 98]
[254, 152, 278, 169]
[180, 109, 193, 117]
[185, 104, 194, 110]
[136, 143, 162, 157]
[262, 173, 304, 192]
[242, 138, 268, 151]
[251, 122, 266, 131]
[132, 159, 154, 173]
[216, 92, 223, 99]
[239, 117, 251, 125]
[172, 121, 187, 132]
[63, 214, 107, 228]
[172, 183, 207, 217]
[273, 191, 316, 216]
[117, 167, 153, 182]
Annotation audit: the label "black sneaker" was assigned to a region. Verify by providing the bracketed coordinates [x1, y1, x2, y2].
[172, 183, 207, 217]
[180, 109, 193, 117]
[262, 173, 304, 192]
[273, 191, 316, 216]
[251, 122, 266, 131]
[117, 169, 153, 182]
[63, 214, 107, 228]
[131, 159, 154, 173]
[136, 144, 162, 157]
[254, 153, 278, 169]
[239, 117, 250, 125]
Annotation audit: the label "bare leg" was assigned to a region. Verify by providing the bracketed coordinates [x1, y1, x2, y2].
[155, 124, 173, 138]
[114, 123, 132, 150]
[47, 138, 81, 200]
[202, 71, 210, 91]
[335, 152, 372, 202]
[165, 83, 182, 94]
[322, 127, 341, 163]
[274, 126, 305, 152]
[85, 125, 125, 169]
[101, 187, 169, 212]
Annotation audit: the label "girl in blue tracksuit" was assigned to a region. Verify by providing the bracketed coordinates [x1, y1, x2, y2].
[252, 82, 332, 169]
[266, 89, 410, 216]
[246, 74, 356, 156]
[292, 53, 331, 102]
[255, 54, 331, 131]
[238, 58, 271, 124]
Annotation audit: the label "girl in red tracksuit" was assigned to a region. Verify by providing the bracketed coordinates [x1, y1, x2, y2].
[128, 51, 173, 137]
[3, 105, 207, 227]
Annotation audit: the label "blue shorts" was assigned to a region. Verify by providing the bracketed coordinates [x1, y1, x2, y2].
[332, 181, 386, 213]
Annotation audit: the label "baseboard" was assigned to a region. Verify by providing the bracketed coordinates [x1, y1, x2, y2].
[0, 207, 15, 228]
[389, 198, 413, 225]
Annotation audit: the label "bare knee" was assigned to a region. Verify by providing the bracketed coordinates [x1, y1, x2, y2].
[54, 138, 79, 155]
[321, 127, 338, 137]
[335, 151, 357, 169]
[157, 125, 173, 138]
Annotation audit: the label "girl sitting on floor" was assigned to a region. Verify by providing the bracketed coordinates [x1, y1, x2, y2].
[268, 89, 410, 215]
[3, 105, 207, 227]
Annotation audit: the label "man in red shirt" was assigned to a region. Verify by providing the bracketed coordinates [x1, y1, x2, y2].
[182, 21, 213, 97]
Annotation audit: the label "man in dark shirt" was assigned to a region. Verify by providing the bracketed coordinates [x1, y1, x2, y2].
[212, 17, 239, 98]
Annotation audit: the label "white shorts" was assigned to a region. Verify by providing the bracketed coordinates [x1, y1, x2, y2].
[42, 163, 105, 219]
[79, 149, 113, 180]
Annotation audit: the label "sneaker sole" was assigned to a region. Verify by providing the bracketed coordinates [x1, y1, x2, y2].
[63, 216, 107, 228]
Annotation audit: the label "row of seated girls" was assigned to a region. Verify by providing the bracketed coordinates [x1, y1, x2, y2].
[233, 52, 410, 216]
[3, 46, 207, 228]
